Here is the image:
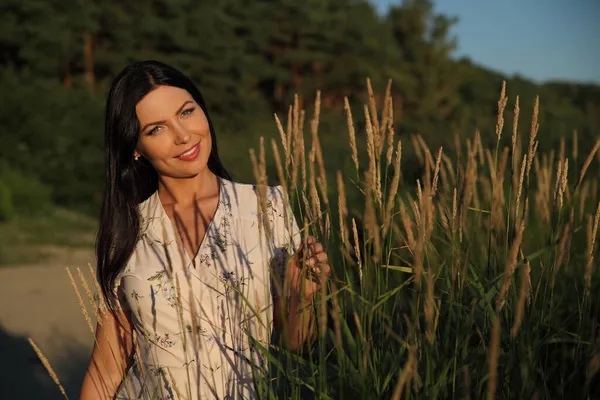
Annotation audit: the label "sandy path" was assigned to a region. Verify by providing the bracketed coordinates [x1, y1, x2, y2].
[0, 248, 97, 399]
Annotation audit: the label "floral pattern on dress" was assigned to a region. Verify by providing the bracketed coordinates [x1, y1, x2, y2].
[147, 270, 178, 308]
[218, 271, 248, 298]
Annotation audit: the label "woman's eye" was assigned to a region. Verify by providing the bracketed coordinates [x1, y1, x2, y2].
[148, 126, 162, 136]
[181, 107, 195, 117]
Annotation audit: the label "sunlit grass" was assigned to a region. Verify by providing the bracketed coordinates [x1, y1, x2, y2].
[31, 80, 600, 399]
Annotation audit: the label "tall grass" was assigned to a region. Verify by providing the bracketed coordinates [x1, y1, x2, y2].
[30, 81, 600, 399]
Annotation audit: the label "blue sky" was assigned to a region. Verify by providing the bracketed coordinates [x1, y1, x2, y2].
[371, 0, 600, 84]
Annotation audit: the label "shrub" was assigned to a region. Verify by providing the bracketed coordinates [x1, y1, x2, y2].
[0, 163, 53, 217]
[0, 180, 14, 221]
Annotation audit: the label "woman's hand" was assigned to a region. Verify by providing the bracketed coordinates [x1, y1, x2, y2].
[286, 235, 331, 299]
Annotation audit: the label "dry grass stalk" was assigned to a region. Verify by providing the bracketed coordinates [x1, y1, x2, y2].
[291, 98, 301, 191]
[364, 105, 382, 207]
[274, 113, 289, 169]
[270, 139, 288, 201]
[76, 266, 100, 321]
[559, 136, 566, 164]
[344, 97, 359, 175]
[88, 263, 108, 319]
[452, 188, 458, 236]
[431, 147, 443, 198]
[383, 140, 402, 235]
[366, 78, 381, 152]
[337, 171, 349, 251]
[380, 79, 393, 138]
[310, 91, 328, 205]
[515, 154, 527, 225]
[525, 96, 540, 179]
[496, 81, 508, 141]
[487, 147, 509, 230]
[486, 316, 501, 400]
[286, 105, 293, 167]
[512, 95, 520, 164]
[416, 179, 423, 207]
[558, 158, 569, 211]
[385, 95, 395, 167]
[399, 202, 416, 251]
[364, 171, 381, 263]
[496, 220, 526, 312]
[534, 155, 552, 224]
[308, 149, 323, 236]
[28, 338, 69, 399]
[391, 344, 416, 400]
[585, 201, 600, 297]
[299, 110, 307, 192]
[574, 139, 600, 192]
[412, 182, 435, 287]
[553, 159, 563, 207]
[457, 148, 478, 242]
[352, 218, 363, 282]
[66, 267, 95, 333]
[249, 147, 272, 239]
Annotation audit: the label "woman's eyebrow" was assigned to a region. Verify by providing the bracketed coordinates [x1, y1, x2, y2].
[140, 100, 194, 132]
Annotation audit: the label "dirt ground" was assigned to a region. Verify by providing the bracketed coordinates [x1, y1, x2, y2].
[0, 247, 98, 399]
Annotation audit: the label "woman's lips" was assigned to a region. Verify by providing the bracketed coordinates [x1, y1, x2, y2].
[176, 143, 200, 161]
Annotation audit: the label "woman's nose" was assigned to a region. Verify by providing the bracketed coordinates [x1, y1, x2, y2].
[172, 121, 190, 144]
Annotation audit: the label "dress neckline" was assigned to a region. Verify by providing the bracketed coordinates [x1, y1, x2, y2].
[156, 175, 225, 269]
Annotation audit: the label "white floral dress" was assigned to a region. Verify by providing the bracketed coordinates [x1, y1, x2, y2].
[105, 177, 300, 400]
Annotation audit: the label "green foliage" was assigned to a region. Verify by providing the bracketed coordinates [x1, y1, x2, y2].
[0, 162, 53, 217]
[0, 0, 598, 214]
[0, 69, 104, 213]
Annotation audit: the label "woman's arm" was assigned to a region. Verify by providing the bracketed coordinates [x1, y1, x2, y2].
[80, 308, 134, 399]
[273, 235, 330, 351]
[273, 292, 315, 351]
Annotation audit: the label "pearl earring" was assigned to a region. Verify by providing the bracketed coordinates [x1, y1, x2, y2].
[134, 154, 140, 161]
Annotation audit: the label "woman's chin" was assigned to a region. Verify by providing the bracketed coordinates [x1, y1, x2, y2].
[161, 163, 208, 179]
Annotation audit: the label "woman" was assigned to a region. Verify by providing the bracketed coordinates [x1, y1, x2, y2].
[80, 60, 331, 399]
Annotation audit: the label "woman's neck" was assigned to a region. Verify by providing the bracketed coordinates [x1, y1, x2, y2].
[157, 169, 219, 209]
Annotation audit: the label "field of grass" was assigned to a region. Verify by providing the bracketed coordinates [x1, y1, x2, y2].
[32, 82, 600, 399]
[0, 208, 96, 266]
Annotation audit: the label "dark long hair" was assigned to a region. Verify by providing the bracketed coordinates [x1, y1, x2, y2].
[97, 60, 230, 311]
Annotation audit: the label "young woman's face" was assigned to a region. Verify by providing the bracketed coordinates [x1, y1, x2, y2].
[134, 85, 212, 179]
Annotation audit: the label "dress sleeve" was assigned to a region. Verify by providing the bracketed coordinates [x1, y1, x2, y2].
[267, 185, 302, 299]
[94, 269, 129, 313]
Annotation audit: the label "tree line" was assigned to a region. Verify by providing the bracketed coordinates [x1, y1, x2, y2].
[0, 0, 598, 216]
